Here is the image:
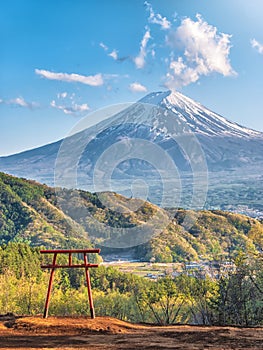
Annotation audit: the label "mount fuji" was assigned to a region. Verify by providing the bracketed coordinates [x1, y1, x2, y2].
[142, 90, 260, 138]
[0, 90, 262, 210]
[140, 91, 263, 170]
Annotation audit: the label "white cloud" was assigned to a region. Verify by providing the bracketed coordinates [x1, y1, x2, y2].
[57, 92, 68, 99]
[50, 100, 89, 115]
[10, 97, 29, 107]
[129, 82, 148, 93]
[165, 14, 236, 89]
[1, 96, 38, 109]
[166, 59, 200, 87]
[134, 28, 151, 69]
[145, 1, 171, 30]
[99, 42, 108, 51]
[100, 42, 121, 61]
[251, 38, 263, 54]
[35, 69, 104, 86]
[108, 49, 118, 60]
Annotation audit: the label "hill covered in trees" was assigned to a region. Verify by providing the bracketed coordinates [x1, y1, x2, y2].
[0, 172, 262, 262]
[0, 173, 262, 326]
[0, 242, 262, 326]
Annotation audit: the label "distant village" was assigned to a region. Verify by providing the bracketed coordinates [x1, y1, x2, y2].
[103, 257, 237, 281]
[145, 260, 236, 280]
[226, 205, 263, 220]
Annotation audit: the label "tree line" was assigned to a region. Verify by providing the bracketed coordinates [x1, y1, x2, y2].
[0, 242, 262, 326]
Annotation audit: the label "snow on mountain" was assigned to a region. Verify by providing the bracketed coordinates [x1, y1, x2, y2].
[0, 90, 263, 189]
[141, 90, 261, 138]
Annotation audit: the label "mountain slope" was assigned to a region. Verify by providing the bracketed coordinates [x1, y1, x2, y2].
[142, 90, 260, 137]
[0, 90, 262, 211]
[0, 172, 262, 261]
[138, 208, 263, 262]
[0, 91, 262, 180]
[141, 91, 263, 171]
[0, 172, 88, 247]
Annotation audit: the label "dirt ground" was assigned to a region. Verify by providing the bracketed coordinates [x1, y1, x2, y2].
[0, 314, 262, 350]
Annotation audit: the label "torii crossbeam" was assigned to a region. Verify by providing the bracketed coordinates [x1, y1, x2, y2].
[40, 249, 101, 319]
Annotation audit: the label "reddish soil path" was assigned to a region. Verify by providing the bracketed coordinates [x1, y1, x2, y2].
[0, 315, 262, 350]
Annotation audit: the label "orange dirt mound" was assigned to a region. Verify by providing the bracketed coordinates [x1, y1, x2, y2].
[0, 315, 263, 350]
[14, 316, 142, 334]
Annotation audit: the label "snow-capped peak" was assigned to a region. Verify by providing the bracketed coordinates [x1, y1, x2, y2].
[140, 90, 261, 138]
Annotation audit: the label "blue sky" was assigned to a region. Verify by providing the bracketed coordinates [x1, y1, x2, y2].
[1, 0, 263, 155]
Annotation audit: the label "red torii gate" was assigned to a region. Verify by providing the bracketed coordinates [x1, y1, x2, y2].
[40, 248, 100, 319]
